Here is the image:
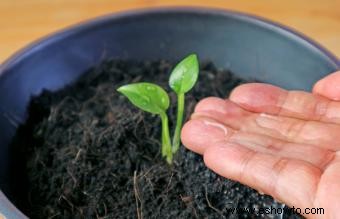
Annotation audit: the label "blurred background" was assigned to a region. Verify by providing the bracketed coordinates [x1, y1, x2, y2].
[0, 0, 339, 62]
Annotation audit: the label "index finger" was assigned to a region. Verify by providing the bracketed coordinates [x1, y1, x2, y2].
[229, 83, 340, 125]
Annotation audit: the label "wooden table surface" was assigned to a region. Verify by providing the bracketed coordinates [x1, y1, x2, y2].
[0, 0, 339, 63]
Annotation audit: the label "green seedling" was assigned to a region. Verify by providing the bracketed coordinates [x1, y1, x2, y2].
[117, 54, 199, 164]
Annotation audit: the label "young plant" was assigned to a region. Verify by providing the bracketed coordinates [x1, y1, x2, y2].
[117, 54, 199, 164]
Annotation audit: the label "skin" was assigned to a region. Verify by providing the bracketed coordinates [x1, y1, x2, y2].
[181, 71, 340, 219]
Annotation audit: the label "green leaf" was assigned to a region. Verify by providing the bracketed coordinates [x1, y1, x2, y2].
[169, 54, 199, 94]
[117, 82, 170, 114]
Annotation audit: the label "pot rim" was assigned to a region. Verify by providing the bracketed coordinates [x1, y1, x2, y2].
[0, 7, 338, 75]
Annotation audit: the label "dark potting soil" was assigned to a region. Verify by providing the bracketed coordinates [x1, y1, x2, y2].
[9, 59, 300, 219]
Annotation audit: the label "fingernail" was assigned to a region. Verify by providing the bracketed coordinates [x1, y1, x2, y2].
[202, 119, 229, 136]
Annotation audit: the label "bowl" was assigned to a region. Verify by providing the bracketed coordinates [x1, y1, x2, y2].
[0, 7, 338, 218]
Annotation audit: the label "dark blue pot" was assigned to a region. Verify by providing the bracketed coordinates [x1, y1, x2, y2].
[0, 7, 338, 218]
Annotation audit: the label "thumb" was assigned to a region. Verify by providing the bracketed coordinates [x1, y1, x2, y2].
[313, 71, 340, 100]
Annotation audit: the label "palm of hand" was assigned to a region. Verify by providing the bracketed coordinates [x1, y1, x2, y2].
[182, 71, 340, 219]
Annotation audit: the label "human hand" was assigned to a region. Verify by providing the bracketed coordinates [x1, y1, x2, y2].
[182, 71, 340, 219]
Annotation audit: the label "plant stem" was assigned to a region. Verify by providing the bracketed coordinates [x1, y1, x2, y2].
[172, 93, 184, 153]
[160, 112, 173, 164]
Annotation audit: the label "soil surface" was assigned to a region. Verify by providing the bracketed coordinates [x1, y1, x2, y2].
[9, 59, 300, 219]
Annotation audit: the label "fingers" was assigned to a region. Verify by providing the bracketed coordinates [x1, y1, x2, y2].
[228, 132, 334, 169]
[181, 75, 340, 216]
[203, 143, 321, 209]
[313, 71, 340, 100]
[193, 97, 340, 151]
[249, 113, 340, 151]
[181, 118, 233, 154]
[230, 83, 340, 124]
[192, 97, 251, 130]
[181, 117, 335, 168]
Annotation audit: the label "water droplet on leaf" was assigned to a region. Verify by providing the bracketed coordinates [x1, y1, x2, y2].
[146, 86, 155, 91]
